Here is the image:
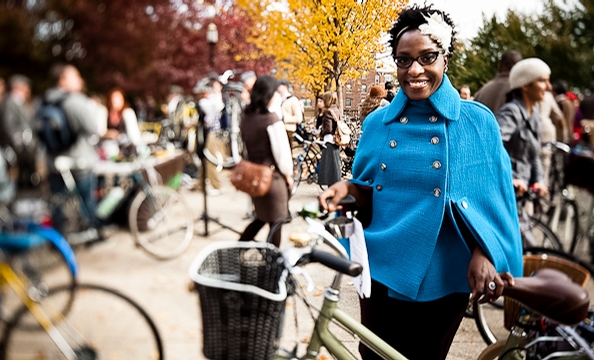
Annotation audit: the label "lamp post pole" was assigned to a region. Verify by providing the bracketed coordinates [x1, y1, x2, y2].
[206, 23, 218, 71]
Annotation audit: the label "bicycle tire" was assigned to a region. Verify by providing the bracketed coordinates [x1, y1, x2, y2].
[0, 283, 164, 359]
[526, 217, 563, 250]
[1, 242, 76, 330]
[129, 185, 194, 260]
[547, 196, 580, 254]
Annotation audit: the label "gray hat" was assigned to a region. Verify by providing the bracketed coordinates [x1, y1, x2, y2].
[278, 79, 291, 87]
[509, 58, 551, 90]
[239, 71, 256, 84]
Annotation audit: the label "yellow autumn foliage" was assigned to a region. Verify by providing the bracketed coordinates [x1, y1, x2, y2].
[235, 0, 406, 107]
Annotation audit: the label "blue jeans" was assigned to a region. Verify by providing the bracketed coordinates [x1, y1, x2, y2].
[48, 171, 98, 235]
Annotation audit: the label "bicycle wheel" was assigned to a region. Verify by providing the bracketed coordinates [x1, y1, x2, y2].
[526, 217, 563, 250]
[474, 297, 508, 345]
[0, 283, 164, 359]
[129, 185, 194, 260]
[1, 243, 76, 329]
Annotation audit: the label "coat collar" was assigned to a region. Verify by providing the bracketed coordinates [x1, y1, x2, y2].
[382, 74, 460, 124]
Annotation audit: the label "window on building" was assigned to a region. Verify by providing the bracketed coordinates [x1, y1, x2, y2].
[302, 98, 312, 108]
[300, 84, 306, 92]
[361, 84, 367, 94]
[362, 73, 367, 80]
[346, 98, 353, 107]
[346, 84, 352, 93]
[375, 74, 380, 84]
[360, 97, 366, 104]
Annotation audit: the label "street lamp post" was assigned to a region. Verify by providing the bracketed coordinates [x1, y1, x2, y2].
[206, 23, 218, 71]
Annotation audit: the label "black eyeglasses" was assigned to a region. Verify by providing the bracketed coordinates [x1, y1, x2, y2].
[395, 51, 444, 69]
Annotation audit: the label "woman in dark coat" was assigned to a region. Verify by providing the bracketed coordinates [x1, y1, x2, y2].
[317, 91, 342, 186]
[238, 76, 293, 247]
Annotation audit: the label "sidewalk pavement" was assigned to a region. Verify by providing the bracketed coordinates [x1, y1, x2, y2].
[73, 170, 488, 359]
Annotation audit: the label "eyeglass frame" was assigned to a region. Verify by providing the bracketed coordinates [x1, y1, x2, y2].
[394, 51, 445, 69]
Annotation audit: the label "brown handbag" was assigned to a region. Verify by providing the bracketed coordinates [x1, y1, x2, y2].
[230, 160, 274, 197]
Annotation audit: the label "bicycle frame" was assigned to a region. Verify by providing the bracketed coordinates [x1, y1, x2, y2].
[298, 284, 406, 360]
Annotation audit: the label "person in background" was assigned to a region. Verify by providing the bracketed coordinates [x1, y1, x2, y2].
[459, 84, 472, 100]
[238, 76, 293, 248]
[317, 91, 342, 187]
[359, 85, 390, 123]
[0, 74, 38, 189]
[552, 80, 575, 143]
[319, 5, 522, 359]
[0, 77, 6, 103]
[384, 81, 396, 103]
[536, 87, 565, 186]
[474, 50, 523, 114]
[196, 77, 226, 195]
[43, 64, 101, 235]
[101, 88, 143, 148]
[240, 71, 257, 108]
[277, 79, 304, 146]
[496, 58, 551, 197]
[314, 94, 325, 130]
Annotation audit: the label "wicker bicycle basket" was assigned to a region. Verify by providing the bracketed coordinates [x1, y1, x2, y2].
[503, 253, 590, 330]
[189, 241, 288, 360]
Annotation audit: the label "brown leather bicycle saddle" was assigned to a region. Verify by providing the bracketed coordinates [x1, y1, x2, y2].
[503, 268, 590, 325]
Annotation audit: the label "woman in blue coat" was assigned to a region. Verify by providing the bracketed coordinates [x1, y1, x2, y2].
[319, 5, 522, 360]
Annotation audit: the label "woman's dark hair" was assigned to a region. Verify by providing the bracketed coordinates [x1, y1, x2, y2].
[389, 4, 457, 57]
[505, 88, 523, 103]
[244, 75, 279, 115]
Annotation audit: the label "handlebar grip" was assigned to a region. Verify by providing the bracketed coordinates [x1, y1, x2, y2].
[310, 249, 363, 277]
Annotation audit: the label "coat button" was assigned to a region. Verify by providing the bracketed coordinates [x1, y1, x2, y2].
[433, 188, 441, 197]
[389, 140, 397, 148]
[432, 161, 441, 169]
[431, 136, 439, 145]
[380, 163, 387, 170]
[461, 201, 468, 209]
[400, 117, 408, 124]
[429, 116, 438, 123]
[376, 184, 382, 191]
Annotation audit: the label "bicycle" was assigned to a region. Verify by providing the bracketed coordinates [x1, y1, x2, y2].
[291, 133, 326, 195]
[190, 200, 594, 360]
[0, 206, 164, 359]
[52, 153, 194, 260]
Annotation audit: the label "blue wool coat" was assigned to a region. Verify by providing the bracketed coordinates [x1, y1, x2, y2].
[350, 75, 523, 301]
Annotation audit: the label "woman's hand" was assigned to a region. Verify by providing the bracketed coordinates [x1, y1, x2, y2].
[467, 246, 515, 304]
[319, 181, 351, 212]
[532, 182, 549, 197]
[512, 178, 528, 195]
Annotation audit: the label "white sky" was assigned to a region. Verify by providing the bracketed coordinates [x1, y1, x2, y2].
[408, 0, 581, 42]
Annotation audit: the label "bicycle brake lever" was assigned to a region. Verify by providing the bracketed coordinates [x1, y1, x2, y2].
[290, 266, 315, 293]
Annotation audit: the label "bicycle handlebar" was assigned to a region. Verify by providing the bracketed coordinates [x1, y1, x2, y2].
[310, 249, 363, 277]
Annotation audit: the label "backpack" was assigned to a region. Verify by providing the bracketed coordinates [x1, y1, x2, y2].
[330, 109, 351, 146]
[36, 95, 77, 155]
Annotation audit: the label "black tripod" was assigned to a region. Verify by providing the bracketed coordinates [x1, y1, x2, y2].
[195, 124, 240, 237]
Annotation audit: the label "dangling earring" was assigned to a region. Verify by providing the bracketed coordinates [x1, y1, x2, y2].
[444, 65, 449, 73]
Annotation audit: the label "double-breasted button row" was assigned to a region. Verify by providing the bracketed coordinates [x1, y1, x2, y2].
[380, 163, 387, 170]
[432, 161, 441, 169]
[399, 116, 438, 124]
[431, 136, 439, 145]
[433, 188, 441, 197]
[389, 140, 397, 148]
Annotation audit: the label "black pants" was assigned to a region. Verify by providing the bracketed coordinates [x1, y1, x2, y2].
[359, 280, 468, 360]
[239, 218, 282, 248]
